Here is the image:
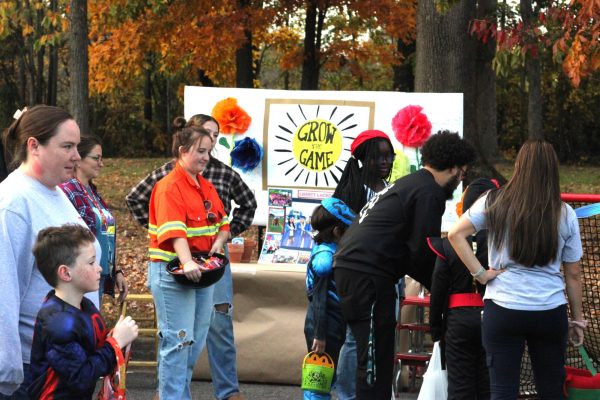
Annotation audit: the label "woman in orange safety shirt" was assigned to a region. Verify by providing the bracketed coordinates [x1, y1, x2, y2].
[147, 126, 229, 399]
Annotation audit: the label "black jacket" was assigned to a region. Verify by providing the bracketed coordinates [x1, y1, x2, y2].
[334, 169, 446, 288]
[428, 234, 488, 341]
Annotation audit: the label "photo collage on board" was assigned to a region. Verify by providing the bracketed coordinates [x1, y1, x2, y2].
[259, 188, 332, 265]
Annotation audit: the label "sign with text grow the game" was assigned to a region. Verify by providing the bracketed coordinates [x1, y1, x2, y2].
[265, 99, 374, 189]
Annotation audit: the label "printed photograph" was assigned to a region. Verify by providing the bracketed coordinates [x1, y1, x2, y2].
[268, 207, 285, 233]
[268, 188, 293, 207]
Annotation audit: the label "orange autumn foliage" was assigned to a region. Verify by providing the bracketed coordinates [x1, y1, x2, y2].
[211, 98, 252, 134]
[560, 0, 599, 87]
[87, 0, 418, 94]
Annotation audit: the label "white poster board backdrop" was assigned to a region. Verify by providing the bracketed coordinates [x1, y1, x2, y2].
[184, 87, 463, 231]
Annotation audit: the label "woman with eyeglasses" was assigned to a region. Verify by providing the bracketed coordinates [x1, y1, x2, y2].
[331, 129, 395, 400]
[148, 126, 230, 399]
[60, 135, 128, 303]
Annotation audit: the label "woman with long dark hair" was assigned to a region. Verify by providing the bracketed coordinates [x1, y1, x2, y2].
[448, 140, 585, 399]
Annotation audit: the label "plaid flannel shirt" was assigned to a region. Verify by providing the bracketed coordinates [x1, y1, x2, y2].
[125, 158, 256, 237]
[60, 179, 111, 232]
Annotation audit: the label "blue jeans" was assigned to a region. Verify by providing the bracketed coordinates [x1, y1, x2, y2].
[335, 326, 357, 400]
[206, 259, 242, 399]
[0, 364, 30, 400]
[148, 261, 214, 400]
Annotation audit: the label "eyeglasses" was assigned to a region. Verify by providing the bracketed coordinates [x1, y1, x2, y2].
[376, 154, 395, 164]
[87, 154, 103, 162]
[204, 200, 218, 224]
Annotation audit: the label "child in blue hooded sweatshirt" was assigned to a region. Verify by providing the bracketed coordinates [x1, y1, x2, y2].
[303, 198, 356, 400]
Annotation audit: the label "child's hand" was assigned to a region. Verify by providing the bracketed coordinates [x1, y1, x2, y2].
[311, 338, 326, 355]
[112, 315, 139, 348]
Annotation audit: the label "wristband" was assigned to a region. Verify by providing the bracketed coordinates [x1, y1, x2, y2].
[470, 266, 486, 278]
[114, 270, 124, 276]
[568, 319, 588, 329]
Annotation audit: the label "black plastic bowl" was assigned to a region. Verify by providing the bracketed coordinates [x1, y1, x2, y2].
[166, 252, 227, 289]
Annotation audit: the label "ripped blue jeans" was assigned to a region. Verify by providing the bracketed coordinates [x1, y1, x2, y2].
[148, 261, 214, 400]
[207, 257, 242, 400]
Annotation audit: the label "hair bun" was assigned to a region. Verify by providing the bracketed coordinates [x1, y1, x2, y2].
[172, 116, 187, 131]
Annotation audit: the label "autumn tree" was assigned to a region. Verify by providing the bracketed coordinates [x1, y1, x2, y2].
[0, 0, 68, 109]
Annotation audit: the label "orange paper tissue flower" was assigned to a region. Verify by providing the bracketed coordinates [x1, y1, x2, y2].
[211, 98, 252, 134]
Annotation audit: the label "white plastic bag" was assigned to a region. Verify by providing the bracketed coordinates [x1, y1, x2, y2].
[417, 341, 448, 400]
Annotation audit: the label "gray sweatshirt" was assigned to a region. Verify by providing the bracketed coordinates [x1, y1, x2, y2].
[0, 169, 100, 395]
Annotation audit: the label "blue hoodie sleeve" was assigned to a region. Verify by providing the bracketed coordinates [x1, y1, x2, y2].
[44, 313, 117, 393]
[309, 243, 336, 341]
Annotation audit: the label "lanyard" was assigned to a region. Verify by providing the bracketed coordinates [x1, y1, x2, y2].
[76, 179, 110, 231]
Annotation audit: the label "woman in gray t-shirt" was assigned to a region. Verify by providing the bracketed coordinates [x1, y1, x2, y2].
[448, 139, 584, 400]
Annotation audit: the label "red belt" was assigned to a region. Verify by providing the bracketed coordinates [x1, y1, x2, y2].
[448, 293, 483, 308]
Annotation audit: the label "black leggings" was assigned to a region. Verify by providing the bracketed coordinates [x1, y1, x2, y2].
[482, 300, 568, 400]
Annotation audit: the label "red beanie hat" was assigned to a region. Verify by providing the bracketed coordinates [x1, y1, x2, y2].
[350, 129, 390, 155]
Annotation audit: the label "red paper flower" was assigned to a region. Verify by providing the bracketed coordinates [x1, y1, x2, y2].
[391, 105, 432, 148]
[211, 97, 252, 134]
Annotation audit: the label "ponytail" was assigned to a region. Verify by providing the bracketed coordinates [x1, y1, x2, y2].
[1, 118, 25, 174]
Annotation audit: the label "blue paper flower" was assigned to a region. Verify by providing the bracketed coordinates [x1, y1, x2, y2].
[230, 137, 263, 172]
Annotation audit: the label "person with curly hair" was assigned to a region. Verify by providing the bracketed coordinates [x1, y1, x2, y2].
[333, 131, 476, 399]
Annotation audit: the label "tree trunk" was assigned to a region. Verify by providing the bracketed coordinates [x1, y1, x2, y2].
[143, 55, 152, 123]
[47, 0, 58, 106]
[301, 0, 320, 90]
[23, 0, 37, 105]
[35, 46, 45, 104]
[34, 6, 45, 104]
[416, 0, 504, 183]
[520, 0, 543, 139]
[393, 39, 415, 92]
[69, 0, 90, 134]
[235, 29, 254, 88]
[235, 0, 255, 88]
[18, 49, 27, 105]
[197, 69, 215, 87]
[474, 0, 499, 160]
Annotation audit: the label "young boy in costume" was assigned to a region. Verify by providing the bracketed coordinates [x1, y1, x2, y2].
[28, 224, 138, 399]
[303, 198, 356, 400]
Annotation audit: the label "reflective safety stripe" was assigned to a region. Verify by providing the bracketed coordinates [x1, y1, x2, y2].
[186, 217, 229, 237]
[156, 221, 187, 238]
[148, 248, 177, 261]
[150, 217, 229, 239]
